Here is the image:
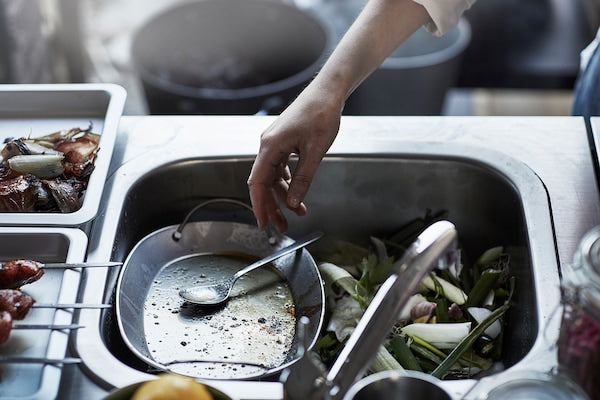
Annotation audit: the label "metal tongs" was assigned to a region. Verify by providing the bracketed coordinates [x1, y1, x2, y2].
[282, 220, 458, 400]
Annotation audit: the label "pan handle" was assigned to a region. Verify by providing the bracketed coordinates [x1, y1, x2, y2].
[171, 198, 278, 243]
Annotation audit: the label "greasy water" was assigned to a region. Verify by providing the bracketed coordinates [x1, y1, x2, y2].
[143, 253, 296, 379]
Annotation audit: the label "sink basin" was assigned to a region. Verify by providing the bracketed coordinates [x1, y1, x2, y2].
[77, 141, 559, 399]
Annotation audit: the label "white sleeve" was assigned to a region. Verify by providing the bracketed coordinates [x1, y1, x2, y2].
[411, 0, 477, 36]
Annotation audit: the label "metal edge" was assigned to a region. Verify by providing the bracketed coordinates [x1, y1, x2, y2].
[80, 140, 559, 400]
[0, 226, 88, 400]
[0, 83, 126, 226]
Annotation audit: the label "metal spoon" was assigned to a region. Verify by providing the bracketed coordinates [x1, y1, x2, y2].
[179, 230, 324, 305]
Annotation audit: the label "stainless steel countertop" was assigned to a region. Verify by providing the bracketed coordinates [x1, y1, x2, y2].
[58, 115, 600, 399]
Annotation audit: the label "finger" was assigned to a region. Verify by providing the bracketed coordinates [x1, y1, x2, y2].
[273, 176, 308, 218]
[282, 163, 292, 182]
[268, 206, 288, 233]
[248, 149, 288, 228]
[247, 181, 271, 229]
[266, 186, 288, 232]
[287, 151, 324, 209]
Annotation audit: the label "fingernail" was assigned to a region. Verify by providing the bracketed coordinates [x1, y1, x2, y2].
[289, 196, 300, 208]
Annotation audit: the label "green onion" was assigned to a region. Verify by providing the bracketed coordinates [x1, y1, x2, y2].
[369, 345, 403, 373]
[475, 246, 504, 267]
[465, 269, 502, 308]
[421, 274, 467, 305]
[431, 303, 509, 379]
[401, 322, 471, 349]
[318, 262, 360, 299]
[409, 341, 445, 366]
[389, 336, 422, 371]
[434, 297, 449, 323]
[411, 335, 448, 359]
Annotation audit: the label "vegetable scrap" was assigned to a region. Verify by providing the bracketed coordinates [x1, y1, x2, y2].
[0, 124, 100, 213]
[313, 210, 516, 380]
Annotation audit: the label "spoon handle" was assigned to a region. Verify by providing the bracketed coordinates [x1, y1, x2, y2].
[232, 231, 324, 281]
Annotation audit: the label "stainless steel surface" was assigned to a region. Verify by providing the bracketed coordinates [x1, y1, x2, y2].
[284, 221, 458, 400]
[467, 370, 591, 400]
[115, 220, 324, 380]
[342, 370, 453, 400]
[0, 227, 87, 400]
[61, 115, 599, 400]
[0, 83, 125, 226]
[179, 230, 324, 305]
[81, 140, 557, 397]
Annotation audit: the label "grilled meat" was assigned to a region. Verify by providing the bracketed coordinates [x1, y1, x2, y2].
[0, 260, 44, 289]
[0, 175, 37, 212]
[56, 132, 99, 179]
[0, 289, 35, 320]
[0, 311, 12, 344]
[0, 125, 100, 212]
[43, 178, 85, 213]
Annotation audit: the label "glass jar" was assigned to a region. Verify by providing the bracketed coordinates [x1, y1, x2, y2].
[557, 226, 600, 400]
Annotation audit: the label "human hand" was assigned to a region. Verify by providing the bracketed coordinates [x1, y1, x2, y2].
[247, 87, 343, 232]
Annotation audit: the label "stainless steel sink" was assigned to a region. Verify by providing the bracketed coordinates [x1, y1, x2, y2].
[77, 141, 560, 399]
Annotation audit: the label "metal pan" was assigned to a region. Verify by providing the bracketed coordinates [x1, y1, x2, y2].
[116, 209, 325, 380]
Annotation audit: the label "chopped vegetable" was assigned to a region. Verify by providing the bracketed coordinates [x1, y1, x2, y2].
[398, 293, 429, 321]
[401, 322, 471, 349]
[468, 307, 501, 338]
[327, 295, 362, 341]
[8, 154, 64, 179]
[390, 335, 422, 371]
[369, 346, 403, 373]
[465, 269, 502, 308]
[420, 273, 468, 305]
[311, 211, 515, 381]
[431, 303, 509, 379]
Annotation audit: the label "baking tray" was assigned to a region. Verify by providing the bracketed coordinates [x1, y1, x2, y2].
[0, 83, 126, 226]
[0, 227, 88, 400]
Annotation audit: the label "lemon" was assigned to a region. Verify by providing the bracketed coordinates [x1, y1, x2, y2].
[131, 373, 213, 400]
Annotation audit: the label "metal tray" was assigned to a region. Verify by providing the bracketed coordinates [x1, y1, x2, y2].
[0, 83, 126, 226]
[0, 227, 88, 400]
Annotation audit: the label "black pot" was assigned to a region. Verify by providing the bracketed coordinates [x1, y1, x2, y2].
[131, 0, 331, 115]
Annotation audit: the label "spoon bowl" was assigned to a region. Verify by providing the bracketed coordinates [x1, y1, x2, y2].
[179, 231, 324, 305]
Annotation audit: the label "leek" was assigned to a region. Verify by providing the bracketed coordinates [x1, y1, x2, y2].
[369, 345, 403, 373]
[401, 322, 471, 349]
[421, 274, 467, 305]
[468, 307, 501, 338]
[389, 336, 422, 371]
[431, 303, 509, 379]
[318, 262, 360, 299]
[465, 269, 502, 308]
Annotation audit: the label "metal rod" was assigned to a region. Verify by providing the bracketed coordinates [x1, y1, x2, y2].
[33, 303, 111, 309]
[12, 323, 84, 330]
[0, 356, 82, 364]
[41, 261, 122, 269]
